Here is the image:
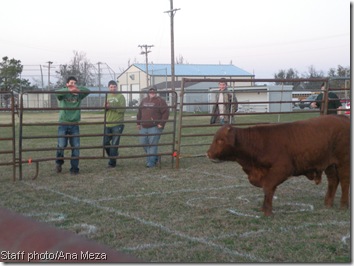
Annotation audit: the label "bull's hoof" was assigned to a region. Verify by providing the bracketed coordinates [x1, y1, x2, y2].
[260, 207, 273, 216]
[340, 203, 349, 209]
[324, 197, 334, 208]
[324, 203, 333, 208]
[263, 211, 273, 217]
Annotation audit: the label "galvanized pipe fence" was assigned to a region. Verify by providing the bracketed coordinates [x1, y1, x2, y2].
[174, 78, 351, 168]
[1, 90, 178, 181]
[0, 77, 350, 179]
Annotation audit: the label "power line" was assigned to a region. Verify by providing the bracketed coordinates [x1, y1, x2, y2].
[138, 44, 154, 87]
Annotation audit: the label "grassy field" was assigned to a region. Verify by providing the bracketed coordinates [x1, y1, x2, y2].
[0, 111, 351, 262]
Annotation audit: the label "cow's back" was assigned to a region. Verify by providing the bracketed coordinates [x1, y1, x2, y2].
[239, 115, 350, 174]
[286, 115, 350, 169]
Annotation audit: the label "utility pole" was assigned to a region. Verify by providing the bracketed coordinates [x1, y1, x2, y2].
[39, 65, 44, 90]
[138, 44, 153, 87]
[164, 0, 180, 94]
[97, 62, 102, 106]
[44, 61, 53, 90]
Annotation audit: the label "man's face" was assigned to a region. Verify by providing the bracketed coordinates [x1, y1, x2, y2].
[218, 82, 227, 90]
[149, 91, 157, 98]
[109, 84, 117, 92]
[67, 80, 76, 87]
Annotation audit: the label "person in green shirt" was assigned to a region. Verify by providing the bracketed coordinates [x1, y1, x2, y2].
[55, 76, 90, 175]
[104, 80, 126, 168]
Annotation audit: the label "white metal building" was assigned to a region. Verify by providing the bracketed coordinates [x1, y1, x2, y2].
[117, 63, 254, 105]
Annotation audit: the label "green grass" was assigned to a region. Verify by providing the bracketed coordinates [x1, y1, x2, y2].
[0, 111, 350, 263]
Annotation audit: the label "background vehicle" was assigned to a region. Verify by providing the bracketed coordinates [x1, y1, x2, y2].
[297, 94, 318, 109]
[341, 100, 350, 115]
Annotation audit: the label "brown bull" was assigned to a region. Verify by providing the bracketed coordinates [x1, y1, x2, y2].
[207, 115, 350, 216]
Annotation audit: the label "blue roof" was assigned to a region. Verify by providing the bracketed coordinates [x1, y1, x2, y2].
[133, 64, 252, 77]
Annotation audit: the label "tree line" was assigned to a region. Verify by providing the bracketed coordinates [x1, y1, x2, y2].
[273, 65, 350, 90]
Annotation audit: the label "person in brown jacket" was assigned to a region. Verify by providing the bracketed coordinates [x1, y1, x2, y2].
[210, 79, 238, 125]
[137, 87, 170, 168]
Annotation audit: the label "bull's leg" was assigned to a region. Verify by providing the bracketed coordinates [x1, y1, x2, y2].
[324, 165, 339, 208]
[337, 165, 350, 209]
[261, 185, 277, 216]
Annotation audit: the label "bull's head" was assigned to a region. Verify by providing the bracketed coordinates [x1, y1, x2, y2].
[207, 125, 236, 162]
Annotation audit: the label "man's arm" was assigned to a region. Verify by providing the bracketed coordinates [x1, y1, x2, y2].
[55, 88, 69, 101]
[77, 87, 90, 100]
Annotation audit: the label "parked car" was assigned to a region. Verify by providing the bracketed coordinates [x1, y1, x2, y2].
[341, 100, 350, 116]
[297, 94, 318, 109]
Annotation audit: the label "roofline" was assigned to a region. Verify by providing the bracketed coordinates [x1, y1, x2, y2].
[117, 63, 255, 79]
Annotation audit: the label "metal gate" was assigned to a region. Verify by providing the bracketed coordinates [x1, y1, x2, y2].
[1, 90, 178, 181]
[174, 78, 351, 168]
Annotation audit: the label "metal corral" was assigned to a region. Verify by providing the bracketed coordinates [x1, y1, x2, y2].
[173, 78, 351, 168]
[0, 78, 350, 179]
[0, 91, 17, 180]
[1, 90, 178, 181]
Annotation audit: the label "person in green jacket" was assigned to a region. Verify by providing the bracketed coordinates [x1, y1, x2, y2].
[104, 80, 126, 168]
[55, 76, 90, 175]
[310, 83, 342, 115]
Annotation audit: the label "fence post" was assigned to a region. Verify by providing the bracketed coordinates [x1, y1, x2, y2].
[175, 79, 185, 169]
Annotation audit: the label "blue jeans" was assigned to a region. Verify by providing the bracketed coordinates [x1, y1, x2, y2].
[104, 125, 124, 167]
[56, 125, 80, 173]
[139, 126, 162, 167]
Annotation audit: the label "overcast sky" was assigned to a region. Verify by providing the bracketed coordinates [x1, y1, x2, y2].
[1, 0, 350, 78]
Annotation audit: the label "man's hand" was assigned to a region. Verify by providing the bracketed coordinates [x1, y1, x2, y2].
[68, 85, 79, 94]
[310, 102, 317, 109]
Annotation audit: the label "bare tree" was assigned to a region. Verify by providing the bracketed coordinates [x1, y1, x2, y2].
[328, 65, 350, 95]
[274, 68, 301, 89]
[176, 54, 188, 64]
[55, 51, 95, 87]
[301, 65, 325, 90]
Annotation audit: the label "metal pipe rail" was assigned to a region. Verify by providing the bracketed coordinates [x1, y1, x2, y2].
[174, 77, 351, 168]
[3, 90, 178, 181]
